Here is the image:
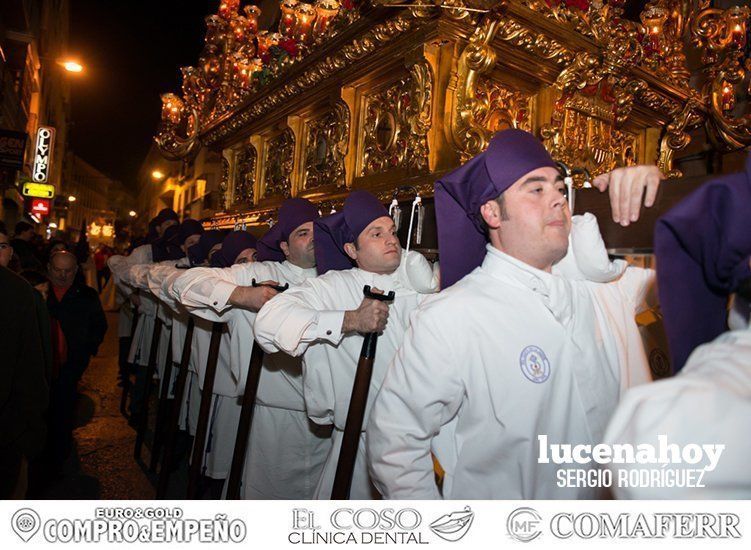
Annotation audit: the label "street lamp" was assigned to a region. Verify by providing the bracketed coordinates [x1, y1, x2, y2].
[129, 210, 137, 217]
[151, 170, 165, 181]
[58, 59, 84, 73]
[68, 195, 77, 202]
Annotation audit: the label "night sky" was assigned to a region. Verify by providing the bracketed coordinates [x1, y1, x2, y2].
[69, 0, 215, 189]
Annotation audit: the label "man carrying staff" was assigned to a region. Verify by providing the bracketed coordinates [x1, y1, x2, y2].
[172, 199, 331, 499]
[254, 190, 440, 499]
[367, 129, 661, 499]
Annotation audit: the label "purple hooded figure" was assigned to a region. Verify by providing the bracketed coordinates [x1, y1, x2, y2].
[152, 224, 184, 261]
[256, 198, 320, 262]
[175, 218, 204, 246]
[434, 128, 558, 288]
[213, 230, 258, 267]
[154, 208, 179, 226]
[313, 190, 390, 274]
[654, 153, 751, 371]
[188, 230, 226, 266]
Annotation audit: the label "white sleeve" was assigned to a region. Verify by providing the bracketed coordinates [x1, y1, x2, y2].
[127, 264, 151, 290]
[108, 246, 151, 297]
[171, 263, 267, 316]
[254, 279, 345, 356]
[367, 308, 464, 499]
[618, 266, 656, 315]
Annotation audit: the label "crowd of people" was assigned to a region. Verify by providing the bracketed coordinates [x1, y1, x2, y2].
[1, 219, 107, 498]
[2, 128, 748, 500]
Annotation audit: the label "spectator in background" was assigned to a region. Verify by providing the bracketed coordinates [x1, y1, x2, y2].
[11, 220, 42, 271]
[0, 265, 49, 498]
[0, 225, 13, 269]
[20, 269, 53, 380]
[94, 244, 113, 292]
[46, 250, 107, 468]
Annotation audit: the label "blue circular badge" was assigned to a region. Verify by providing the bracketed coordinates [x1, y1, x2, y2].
[519, 345, 551, 384]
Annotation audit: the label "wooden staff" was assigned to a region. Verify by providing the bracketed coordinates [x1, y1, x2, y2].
[134, 310, 163, 461]
[156, 317, 195, 499]
[331, 285, 395, 500]
[187, 321, 224, 499]
[120, 306, 140, 417]
[149, 327, 174, 472]
[225, 279, 289, 500]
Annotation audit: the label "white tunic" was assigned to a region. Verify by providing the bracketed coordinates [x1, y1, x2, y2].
[254, 251, 437, 499]
[367, 245, 654, 499]
[603, 322, 751, 499]
[109, 245, 159, 367]
[172, 260, 331, 498]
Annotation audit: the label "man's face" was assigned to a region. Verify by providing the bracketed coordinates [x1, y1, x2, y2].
[182, 233, 201, 254]
[281, 221, 315, 269]
[482, 166, 570, 271]
[21, 228, 34, 240]
[159, 219, 178, 236]
[49, 253, 78, 287]
[344, 216, 401, 274]
[234, 248, 256, 264]
[0, 233, 12, 268]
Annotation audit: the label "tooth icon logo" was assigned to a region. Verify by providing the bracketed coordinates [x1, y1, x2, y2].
[429, 506, 474, 542]
[12, 508, 41, 542]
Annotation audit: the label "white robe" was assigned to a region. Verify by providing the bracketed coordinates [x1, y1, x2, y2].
[109, 245, 159, 367]
[366, 244, 654, 499]
[254, 251, 438, 499]
[603, 321, 751, 499]
[172, 260, 331, 499]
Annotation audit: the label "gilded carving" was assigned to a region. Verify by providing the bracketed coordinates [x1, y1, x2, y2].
[262, 129, 294, 198]
[233, 143, 257, 205]
[361, 62, 433, 175]
[304, 101, 350, 189]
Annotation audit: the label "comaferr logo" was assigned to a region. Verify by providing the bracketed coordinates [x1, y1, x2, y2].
[550, 512, 741, 539]
[507, 507, 542, 543]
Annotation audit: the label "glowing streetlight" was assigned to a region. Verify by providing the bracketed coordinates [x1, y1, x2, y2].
[68, 195, 77, 202]
[129, 210, 137, 217]
[58, 59, 84, 73]
[151, 170, 165, 181]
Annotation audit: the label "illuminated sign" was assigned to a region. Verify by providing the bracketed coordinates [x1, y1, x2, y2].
[22, 182, 56, 199]
[30, 198, 51, 217]
[32, 126, 56, 183]
[0, 129, 27, 169]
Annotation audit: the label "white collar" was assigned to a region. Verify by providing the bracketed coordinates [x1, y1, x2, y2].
[482, 245, 574, 326]
[282, 260, 317, 279]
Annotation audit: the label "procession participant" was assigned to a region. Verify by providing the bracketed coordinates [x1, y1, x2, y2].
[126, 219, 204, 388]
[154, 208, 180, 237]
[173, 198, 332, 499]
[210, 230, 258, 267]
[604, 156, 751, 498]
[187, 230, 226, 267]
[367, 129, 661, 499]
[254, 190, 440, 499]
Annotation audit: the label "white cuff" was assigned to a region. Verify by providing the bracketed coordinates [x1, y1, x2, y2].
[315, 310, 345, 345]
[209, 280, 238, 312]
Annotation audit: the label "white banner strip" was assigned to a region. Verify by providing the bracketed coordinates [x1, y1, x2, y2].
[2, 500, 749, 549]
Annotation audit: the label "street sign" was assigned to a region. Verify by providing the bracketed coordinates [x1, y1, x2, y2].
[30, 198, 51, 217]
[32, 126, 55, 183]
[0, 129, 27, 170]
[22, 181, 56, 199]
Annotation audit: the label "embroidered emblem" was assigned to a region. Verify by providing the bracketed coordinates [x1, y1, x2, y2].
[519, 345, 551, 383]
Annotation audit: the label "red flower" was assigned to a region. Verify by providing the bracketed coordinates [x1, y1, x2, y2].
[342, 0, 355, 10]
[279, 37, 299, 57]
[563, 0, 589, 10]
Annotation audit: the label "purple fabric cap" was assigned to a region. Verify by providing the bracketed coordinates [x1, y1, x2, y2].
[189, 230, 226, 266]
[152, 225, 184, 262]
[314, 190, 389, 274]
[434, 129, 557, 288]
[655, 152, 751, 372]
[155, 208, 179, 224]
[257, 198, 320, 262]
[214, 230, 258, 267]
[176, 218, 204, 245]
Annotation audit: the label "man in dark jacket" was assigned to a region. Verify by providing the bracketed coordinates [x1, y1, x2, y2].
[46, 250, 107, 467]
[11, 220, 43, 271]
[0, 266, 49, 497]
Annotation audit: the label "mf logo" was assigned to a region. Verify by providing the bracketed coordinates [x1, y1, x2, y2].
[507, 507, 542, 542]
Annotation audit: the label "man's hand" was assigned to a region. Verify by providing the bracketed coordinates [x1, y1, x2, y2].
[228, 280, 279, 311]
[342, 289, 390, 334]
[593, 165, 664, 227]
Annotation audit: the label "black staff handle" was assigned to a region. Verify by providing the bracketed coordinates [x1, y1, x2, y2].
[331, 285, 395, 500]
